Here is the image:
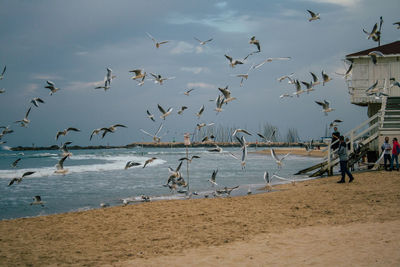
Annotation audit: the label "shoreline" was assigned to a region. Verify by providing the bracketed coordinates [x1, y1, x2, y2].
[0, 170, 399, 266]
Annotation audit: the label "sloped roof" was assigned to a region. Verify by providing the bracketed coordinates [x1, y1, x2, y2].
[346, 40, 400, 57]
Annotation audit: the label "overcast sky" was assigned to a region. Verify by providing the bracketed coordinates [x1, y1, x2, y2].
[0, 0, 399, 147]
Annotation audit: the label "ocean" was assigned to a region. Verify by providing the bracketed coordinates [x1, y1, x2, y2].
[0, 146, 321, 220]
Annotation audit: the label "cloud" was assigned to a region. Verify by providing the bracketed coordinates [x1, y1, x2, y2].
[170, 41, 196, 54]
[215, 1, 228, 9]
[180, 67, 209, 74]
[186, 82, 216, 89]
[302, 0, 362, 8]
[167, 10, 254, 33]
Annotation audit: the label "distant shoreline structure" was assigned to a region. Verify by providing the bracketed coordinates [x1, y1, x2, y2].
[10, 141, 327, 151]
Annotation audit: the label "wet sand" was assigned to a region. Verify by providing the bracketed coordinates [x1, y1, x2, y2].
[0, 171, 399, 266]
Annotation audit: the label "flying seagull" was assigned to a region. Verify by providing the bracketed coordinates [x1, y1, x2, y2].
[30, 97, 45, 107]
[55, 127, 80, 140]
[329, 119, 343, 128]
[196, 105, 205, 119]
[11, 158, 21, 168]
[30, 196, 45, 207]
[146, 32, 169, 48]
[315, 100, 335, 115]
[249, 36, 261, 52]
[363, 23, 378, 40]
[45, 80, 60, 95]
[179, 155, 200, 163]
[177, 106, 188, 115]
[224, 54, 244, 68]
[277, 73, 294, 83]
[270, 149, 290, 169]
[368, 51, 384, 65]
[125, 161, 141, 170]
[150, 73, 175, 85]
[307, 10, 320, 21]
[105, 67, 116, 87]
[194, 37, 213, 45]
[129, 69, 146, 80]
[158, 104, 173, 120]
[184, 88, 195, 96]
[253, 57, 291, 70]
[101, 124, 127, 138]
[335, 63, 353, 79]
[0, 65, 6, 80]
[54, 154, 70, 174]
[208, 169, 218, 186]
[263, 171, 272, 191]
[232, 129, 252, 137]
[15, 107, 32, 127]
[393, 22, 400, 29]
[60, 141, 73, 157]
[8, 171, 35, 186]
[140, 123, 164, 143]
[146, 110, 155, 122]
[321, 70, 332, 86]
[143, 157, 157, 168]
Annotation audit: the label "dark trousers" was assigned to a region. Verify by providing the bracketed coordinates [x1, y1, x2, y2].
[383, 154, 392, 170]
[340, 160, 354, 181]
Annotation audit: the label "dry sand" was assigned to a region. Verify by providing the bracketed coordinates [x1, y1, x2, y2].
[0, 171, 399, 266]
[254, 147, 327, 157]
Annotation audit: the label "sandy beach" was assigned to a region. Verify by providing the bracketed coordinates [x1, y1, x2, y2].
[254, 147, 327, 158]
[0, 171, 399, 266]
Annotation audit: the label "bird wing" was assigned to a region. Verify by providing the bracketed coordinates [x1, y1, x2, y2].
[224, 54, 233, 62]
[307, 9, 316, 17]
[257, 133, 266, 139]
[158, 41, 169, 45]
[146, 32, 156, 42]
[67, 127, 80, 132]
[22, 171, 35, 178]
[46, 80, 55, 86]
[140, 129, 154, 138]
[175, 161, 183, 172]
[157, 104, 166, 114]
[155, 123, 163, 136]
[57, 155, 69, 169]
[25, 107, 31, 119]
[146, 110, 152, 116]
[315, 101, 325, 107]
[1, 66, 6, 76]
[281, 152, 291, 161]
[270, 149, 280, 162]
[112, 124, 127, 128]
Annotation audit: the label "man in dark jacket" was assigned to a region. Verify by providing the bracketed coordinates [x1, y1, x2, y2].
[337, 136, 354, 183]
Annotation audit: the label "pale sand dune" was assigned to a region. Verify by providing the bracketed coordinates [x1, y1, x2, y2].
[0, 171, 399, 266]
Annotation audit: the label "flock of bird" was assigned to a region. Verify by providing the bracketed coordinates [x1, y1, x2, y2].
[1, 10, 400, 206]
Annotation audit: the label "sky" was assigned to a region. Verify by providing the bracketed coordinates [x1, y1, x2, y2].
[0, 0, 399, 147]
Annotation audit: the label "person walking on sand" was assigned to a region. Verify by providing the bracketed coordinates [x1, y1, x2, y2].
[381, 136, 392, 171]
[390, 137, 400, 171]
[337, 136, 354, 183]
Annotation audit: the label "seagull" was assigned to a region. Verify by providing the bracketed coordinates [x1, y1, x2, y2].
[367, 90, 389, 99]
[143, 157, 157, 168]
[301, 81, 314, 94]
[8, 171, 35, 186]
[270, 148, 290, 169]
[167, 161, 183, 181]
[368, 51, 384, 65]
[101, 124, 127, 138]
[366, 80, 379, 92]
[136, 74, 147, 86]
[329, 119, 343, 128]
[196, 122, 214, 130]
[196, 105, 205, 119]
[194, 37, 213, 45]
[208, 144, 223, 153]
[307, 9, 320, 21]
[232, 129, 252, 137]
[30, 196, 45, 207]
[60, 141, 73, 157]
[0, 126, 13, 137]
[216, 186, 239, 197]
[249, 36, 261, 52]
[253, 57, 291, 69]
[257, 129, 276, 143]
[235, 135, 248, 169]
[184, 88, 195, 96]
[363, 23, 378, 39]
[224, 54, 244, 68]
[140, 123, 164, 143]
[257, 133, 272, 143]
[45, 80, 60, 95]
[277, 73, 294, 82]
[263, 171, 272, 191]
[389, 78, 400, 88]
[146, 110, 155, 122]
[150, 73, 175, 85]
[179, 155, 200, 163]
[55, 127, 80, 140]
[208, 169, 218, 186]
[315, 100, 335, 115]
[54, 154, 70, 174]
[94, 80, 111, 91]
[335, 63, 353, 79]
[158, 104, 173, 120]
[105, 67, 116, 87]
[292, 80, 304, 97]
[146, 32, 169, 48]
[125, 161, 141, 169]
[89, 128, 103, 141]
[0, 88, 5, 94]
[11, 158, 21, 168]
[30, 97, 45, 107]
[218, 86, 233, 101]
[177, 106, 188, 115]
[310, 72, 320, 86]
[15, 107, 32, 127]
[215, 95, 224, 113]
[129, 69, 146, 80]
[394, 22, 400, 29]
[280, 93, 293, 98]
[0, 65, 6, 80]
[322, 70, 332, 86]
[233, 64, 254, 87]
[201, 136, 209, 143]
